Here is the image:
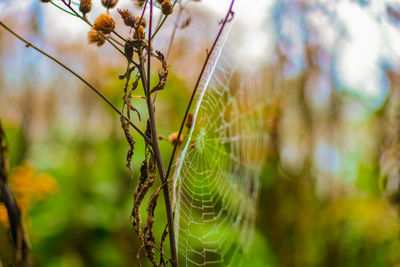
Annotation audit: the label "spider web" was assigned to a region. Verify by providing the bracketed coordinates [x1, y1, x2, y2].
[172, 19, 268, 266]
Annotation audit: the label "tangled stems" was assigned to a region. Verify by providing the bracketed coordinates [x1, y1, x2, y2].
[0, 21, 150, 144]
[1, 0, 236, 265]
[137, 0, 178, 263]
[58, 0, 127, 56]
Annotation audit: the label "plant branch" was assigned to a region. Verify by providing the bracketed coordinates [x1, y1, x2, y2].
[138, 1, 179, 265]
[50, 1, 78, 16]
[59, 0, 127, 56]
[165, 0, 235, 188]
[0, 21, 150, 144]
[152, 0, 180, 104]
[165, 1, 182, 60]
[151, 0, 178, 42]
[147, 2, 152, 97]
[61, 0, 127, 42]
[150, 14, 168, 40]
[136, 0, 148, 31]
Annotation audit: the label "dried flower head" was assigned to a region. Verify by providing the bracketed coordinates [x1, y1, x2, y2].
[134, 25, 145, 40]
[161, 0, 173, 15]
[87, 28, 106, 46]
[79, 0, 92, 16]
[135, 16, 147, 28]
[40, 0, 52, 2]
[118, 9, 135, 28]
[102, 0, 118, 9]
[93, 13, 116, 34]
[161, 0, 173, 16]
[168, 132, 183, 145]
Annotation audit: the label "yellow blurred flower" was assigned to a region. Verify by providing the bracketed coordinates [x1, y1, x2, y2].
[0, 162, 58, 226]
[0, 205, 8, 226]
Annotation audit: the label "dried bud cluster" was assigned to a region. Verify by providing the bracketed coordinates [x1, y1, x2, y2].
[161, 0, 173, 16]
[102, 0, 118, 9]
[118, 9, 136, 28]
[118, 9, 147, 30]
[79, 0, 92, 16]
[87, 28, 105, 46]
[93, 13, 115, 34]
[168, 132, 183, 145]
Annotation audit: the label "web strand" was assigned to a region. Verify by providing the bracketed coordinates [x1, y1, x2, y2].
[172, 19, 269, 266]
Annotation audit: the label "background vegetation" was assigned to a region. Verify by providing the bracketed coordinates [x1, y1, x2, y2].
[2, 0, 400, 266]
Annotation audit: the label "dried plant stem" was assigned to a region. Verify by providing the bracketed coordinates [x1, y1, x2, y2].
[50, 1, 78, 16]
[165, 0, 235, 186]
[0, 21, 150, 144]
[151, 0, 178, 104]
[151, 0, 179, 42]
[142, 66, 178, 266]
[139, 1, 178, 264]
[61, 0, 126, 42]
[137, 0, 148, 31]
[165, 2, 182, 60]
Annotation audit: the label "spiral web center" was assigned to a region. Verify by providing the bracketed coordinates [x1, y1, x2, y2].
[172, 18, 268, 266]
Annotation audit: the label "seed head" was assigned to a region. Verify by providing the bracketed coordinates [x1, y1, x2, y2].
[118, 9, 135, 28]
[168, 132, 183, 145]
[79, 0, 92, 16]
[87, 28, 106, 46]
[101, 0, 118, 9]
[161, 0, 173, 16]
[93, 13, 116, 34]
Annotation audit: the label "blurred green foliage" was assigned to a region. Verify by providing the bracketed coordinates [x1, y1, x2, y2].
[2, 1, 400, 266]
[2, 68, 400, 266]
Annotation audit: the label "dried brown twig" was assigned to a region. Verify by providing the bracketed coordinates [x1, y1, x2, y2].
[0, 0, 237, 266]
[0, 21, 150, 144]
[0, 121, 31, 267]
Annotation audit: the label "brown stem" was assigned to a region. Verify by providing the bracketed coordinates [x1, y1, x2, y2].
[165, 2, 182, 61]
[0, 21, 150, 144]
[152, 0, 179, 104]
[137, 1, 178, 265]
[136, 0, 148, 31]
[165, 0, 235, 190]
